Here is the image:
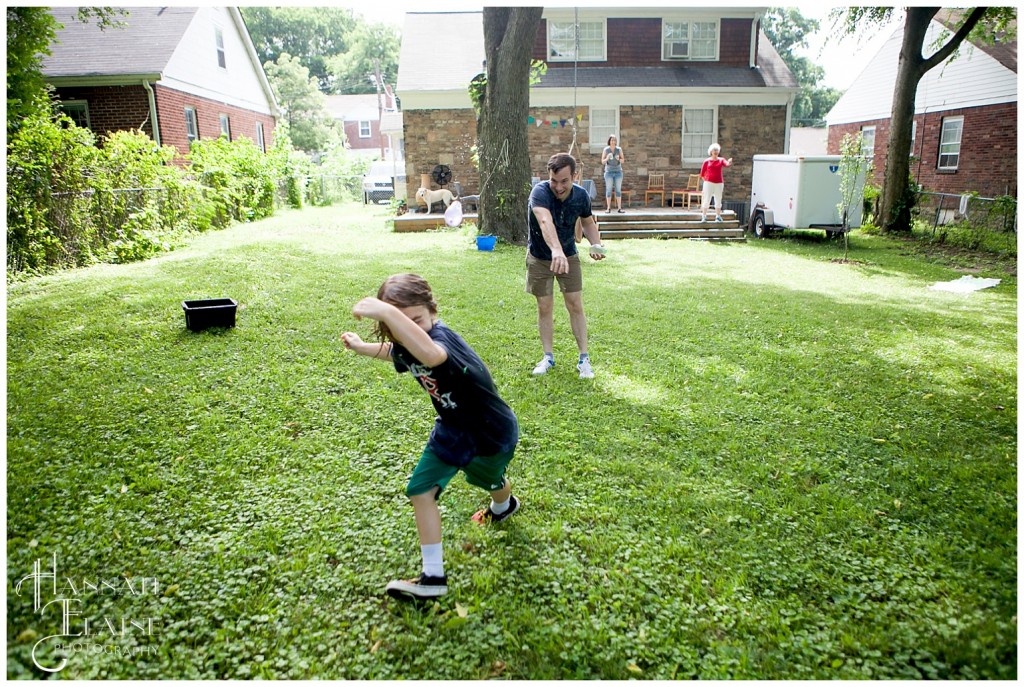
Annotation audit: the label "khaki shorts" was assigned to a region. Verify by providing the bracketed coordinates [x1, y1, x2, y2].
[525, 253, 583, 297]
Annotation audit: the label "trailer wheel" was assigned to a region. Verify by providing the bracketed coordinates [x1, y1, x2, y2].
[752, 212, 771, 239]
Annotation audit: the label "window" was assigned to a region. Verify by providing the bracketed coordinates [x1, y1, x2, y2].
[860, 125, 876, 160]
[682, 107, 715, 161]
[256, 122, 266, 152]
[219, 114, 231, 139]
[184, 107, 198, 144]
[215, 27, 226, 68]
[358, 121, 372, 138]
[910, 120, 917, 157]
[548, 20, 605, 61]
[663, 20, 718, 60]
[938, 116, 963, 170]
[60, 101, 91, 129]
[589, 107, 618, 152]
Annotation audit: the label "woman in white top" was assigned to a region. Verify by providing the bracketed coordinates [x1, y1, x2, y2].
[601, 135, 626, 213]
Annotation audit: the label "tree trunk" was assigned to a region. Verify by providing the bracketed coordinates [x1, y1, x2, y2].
[477, 7, 543, 244]
[879, 7, 988, 233]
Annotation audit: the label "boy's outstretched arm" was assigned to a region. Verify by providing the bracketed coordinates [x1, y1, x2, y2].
[340, 331, 393, 360]
[347, 297, 448, 368]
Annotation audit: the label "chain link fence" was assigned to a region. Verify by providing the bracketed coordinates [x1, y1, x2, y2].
[915, 191, 1017, 253]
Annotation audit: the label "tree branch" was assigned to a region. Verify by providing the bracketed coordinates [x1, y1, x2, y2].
[920, 7, 988, 73]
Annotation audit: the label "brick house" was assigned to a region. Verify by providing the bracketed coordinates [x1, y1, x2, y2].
[325, 89, 401, 160]
[826, 12, 1017, 198]
[42, 6, 280, 160]
[396, 8, 797, 208]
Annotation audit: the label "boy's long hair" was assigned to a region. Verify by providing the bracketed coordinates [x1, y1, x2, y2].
[374, 273, 437, 342]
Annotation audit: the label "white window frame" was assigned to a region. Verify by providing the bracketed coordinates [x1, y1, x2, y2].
[860, 125, 876, 160]
[589, 107, 619, 154]
[184, 107, 199, 144]
[214, 26, 226, 69]
[910, 120, 917, 157]
[358, 120, 372, 138]
[219, 113, 231, 139]
[60, 100, 91, 129]
[682, 106, 716, 163]
[938, 116, 963, 171]
[662, 19, 720, 61]
[547, 19, 606, 62]
[256, 122, 266, 152]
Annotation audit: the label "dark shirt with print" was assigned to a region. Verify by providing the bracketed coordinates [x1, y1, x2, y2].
[392, 321, 518, 466]
[527, 181, 593, 261]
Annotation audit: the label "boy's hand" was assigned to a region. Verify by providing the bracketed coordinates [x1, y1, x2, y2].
[341, 332, 362, 349]
[352, 297, 389, 321]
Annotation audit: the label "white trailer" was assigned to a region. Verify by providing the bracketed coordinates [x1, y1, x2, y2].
[748, 154, 866, 238]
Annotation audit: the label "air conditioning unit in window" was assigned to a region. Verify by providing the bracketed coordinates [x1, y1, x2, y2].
[668, 41, 689, 58]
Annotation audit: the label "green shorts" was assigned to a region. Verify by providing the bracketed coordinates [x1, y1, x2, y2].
[406, 445, 517, 498]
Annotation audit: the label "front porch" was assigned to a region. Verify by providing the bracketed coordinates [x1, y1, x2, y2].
[393, 206, 745, 240]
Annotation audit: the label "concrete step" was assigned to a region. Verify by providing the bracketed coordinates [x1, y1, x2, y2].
[600, 227, 746, 241]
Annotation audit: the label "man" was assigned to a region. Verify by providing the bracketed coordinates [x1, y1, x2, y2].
[526, 153, 606, 379]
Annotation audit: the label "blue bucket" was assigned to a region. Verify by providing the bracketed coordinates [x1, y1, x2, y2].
[476, 235, 497, 251]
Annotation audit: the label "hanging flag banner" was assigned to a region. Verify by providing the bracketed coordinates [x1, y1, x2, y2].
[528, 114, 584, 127]
[527, 116, 535, 124]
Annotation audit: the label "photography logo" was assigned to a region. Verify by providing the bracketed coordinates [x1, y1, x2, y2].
[14, 553, 162, 673]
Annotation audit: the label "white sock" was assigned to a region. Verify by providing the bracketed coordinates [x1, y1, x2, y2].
[490, 496, 510, 515]
[421, 542, 444, 578]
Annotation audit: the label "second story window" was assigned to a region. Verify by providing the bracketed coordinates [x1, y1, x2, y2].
[184, 107, 198, 144]
[359, 121, 372, 138]
[548, 20, 605, 61]
[663, 20, 718, 60]
[215, 27, 226, 68]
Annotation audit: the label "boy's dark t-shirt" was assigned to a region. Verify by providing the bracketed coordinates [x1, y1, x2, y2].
[527, 181, 593, 261]
[392, 321, 518, 466]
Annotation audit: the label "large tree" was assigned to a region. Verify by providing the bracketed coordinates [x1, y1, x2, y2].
[328, 22, 400, 95]
[475, 7, 543, 244]
[838, 7, 1015, 233]
[264, 53, 343, 154]
[241, 7, 357, 92]
[763, 8, 841, 127]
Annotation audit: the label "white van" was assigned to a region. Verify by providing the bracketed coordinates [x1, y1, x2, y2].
[362, 161, 406, 204]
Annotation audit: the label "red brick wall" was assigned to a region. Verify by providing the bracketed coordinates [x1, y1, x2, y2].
[828, 102, 1017, 198]
[52, 85, 153, 141]
[536, 17, 752, 67]
[344, 120, 383, 151]
[154, 85, 277, 159]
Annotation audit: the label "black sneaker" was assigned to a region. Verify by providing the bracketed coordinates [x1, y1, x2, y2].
[385, 573, 448, 600]
[472, 494, 521, 524]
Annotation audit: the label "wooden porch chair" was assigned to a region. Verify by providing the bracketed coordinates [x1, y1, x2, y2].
[644, 173, 665, 207]
[671, 174, 702, 208]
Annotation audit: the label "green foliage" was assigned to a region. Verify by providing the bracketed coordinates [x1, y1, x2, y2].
[6, 209, 1016, 678]
[188, 136, 279, 223]
[240, 6, 358, 92]
[763, 8, 839, 126]
[264, 52, 344, 153]
[6, 111, 99, 272]
[6, 7, 59, 136]
[328, 22, 400, 95]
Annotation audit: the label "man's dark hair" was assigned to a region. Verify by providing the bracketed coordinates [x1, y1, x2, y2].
[547, 153, 577, 176]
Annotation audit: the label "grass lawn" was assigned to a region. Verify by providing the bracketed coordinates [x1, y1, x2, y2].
[6, 204, 1017, 679]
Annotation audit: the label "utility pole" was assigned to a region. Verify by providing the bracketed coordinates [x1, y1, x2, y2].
[373, 58, 385, 159]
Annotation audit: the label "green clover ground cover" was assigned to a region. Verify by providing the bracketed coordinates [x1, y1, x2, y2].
[7, 205, 1016, 679]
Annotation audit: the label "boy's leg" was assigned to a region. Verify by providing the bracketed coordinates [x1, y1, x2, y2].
[466, 449, 521, 524]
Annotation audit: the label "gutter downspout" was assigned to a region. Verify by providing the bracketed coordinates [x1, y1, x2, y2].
[750, 12, 762, 68]
[784, 93, 794, 153]
[142, 80, 161, 146]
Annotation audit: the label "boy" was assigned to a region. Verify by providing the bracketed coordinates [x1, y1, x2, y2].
[341, 273, 520, 600]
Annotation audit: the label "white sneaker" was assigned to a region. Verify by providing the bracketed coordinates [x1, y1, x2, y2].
[577, 359, 594, 379]
[532, 357, 554, 375]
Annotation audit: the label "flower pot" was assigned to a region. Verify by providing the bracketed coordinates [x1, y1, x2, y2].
[476, 235, 497, 251]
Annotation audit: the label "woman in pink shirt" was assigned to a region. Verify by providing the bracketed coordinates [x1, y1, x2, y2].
[699, 143, 733, 222]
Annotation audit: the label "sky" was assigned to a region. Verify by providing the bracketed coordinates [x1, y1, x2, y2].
[347, 2, 901, 92]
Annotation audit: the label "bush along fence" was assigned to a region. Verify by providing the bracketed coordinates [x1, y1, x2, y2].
[916, 191, 1017, 254]
[6, 112, 366, 277]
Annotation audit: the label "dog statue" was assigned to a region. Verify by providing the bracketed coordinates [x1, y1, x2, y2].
[416, 187, 455, 213]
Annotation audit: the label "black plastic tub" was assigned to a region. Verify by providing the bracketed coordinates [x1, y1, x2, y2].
[182, 298, 237, 332]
